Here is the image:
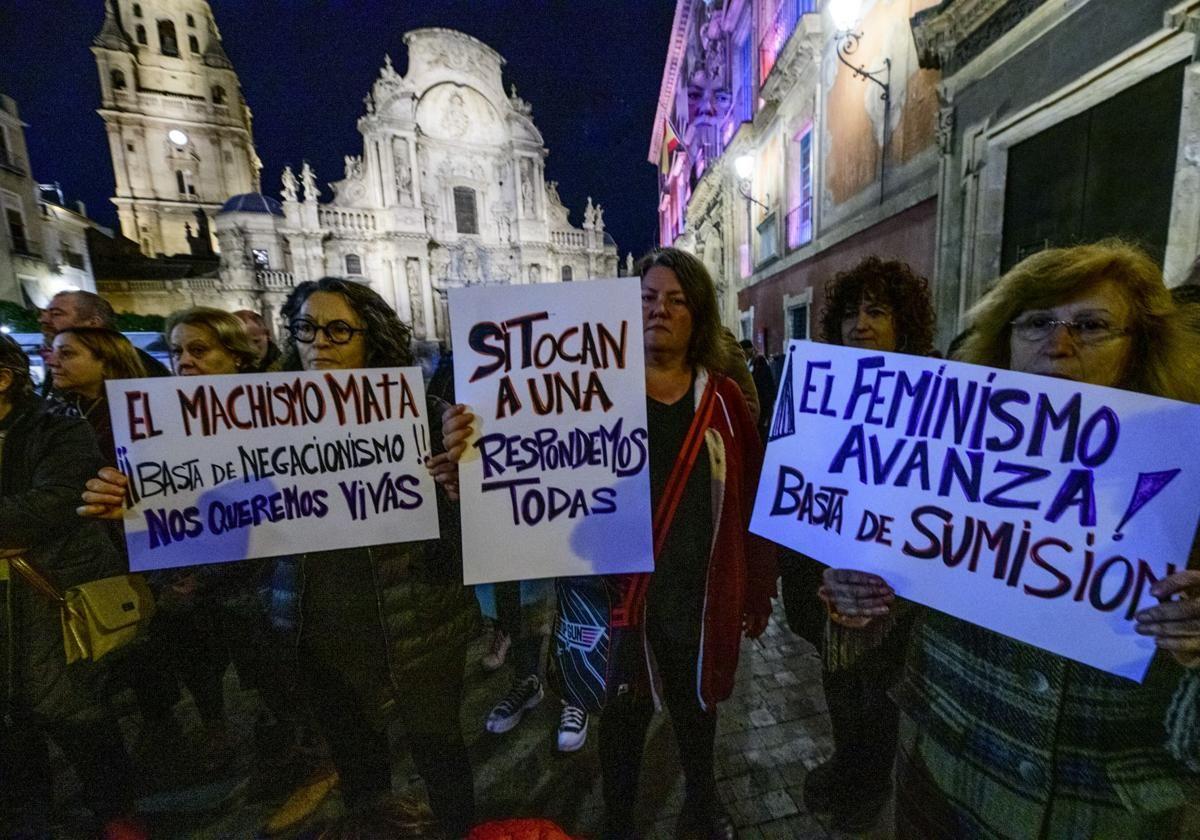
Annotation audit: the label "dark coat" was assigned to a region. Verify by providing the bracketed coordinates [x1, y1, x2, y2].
[0, 399, 122, 723]
[268, 396, 479, 680]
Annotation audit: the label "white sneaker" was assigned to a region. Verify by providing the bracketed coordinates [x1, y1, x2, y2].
[556, 703, 588, 752]
[481, 628, 511, 672]
[485, 675, 543, 734]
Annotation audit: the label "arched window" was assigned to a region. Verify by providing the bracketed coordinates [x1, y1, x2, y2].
[133, 3, 142, 17]
[135, 24, 147, 45]
[158, 20, 179, 56]
[186, 13, 195, 27]
[345, 254, 363, 275]
[110, 69, 126, 91]
[453, 186, 478, 235]
[561, 265, 573, 282]
[211, 85, 226, 105]
[188, 35, 199, 53]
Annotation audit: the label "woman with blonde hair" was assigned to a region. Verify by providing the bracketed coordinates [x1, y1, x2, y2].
[164, 306, 257, 375]
[821, 240, 1200, 838]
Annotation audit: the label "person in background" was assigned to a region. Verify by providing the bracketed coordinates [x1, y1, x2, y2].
[739, 338, 776, 441]
[792, 256, 935, 833]
[0, 333, 145, 839]
[234, 308, 283, 372]
[45, 327, 146, 468]
[822, 240, 1200, 838]
[38, 290, 169, 387]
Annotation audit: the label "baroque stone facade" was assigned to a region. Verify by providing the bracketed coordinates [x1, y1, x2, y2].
[215, 28, 619, 348]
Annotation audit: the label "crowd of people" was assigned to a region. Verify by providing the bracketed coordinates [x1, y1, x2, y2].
[1, 239, 1198, 839]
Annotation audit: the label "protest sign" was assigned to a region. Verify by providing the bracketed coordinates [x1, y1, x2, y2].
[751, 341, 1200, 681]
[106, 368, 440, 572]
[450, 277, 653, 584]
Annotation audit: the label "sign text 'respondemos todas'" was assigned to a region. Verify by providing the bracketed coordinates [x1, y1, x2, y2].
[450, 277, 653, 584]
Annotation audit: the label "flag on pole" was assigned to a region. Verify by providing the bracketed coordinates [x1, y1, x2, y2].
[660, 118, 682, 176]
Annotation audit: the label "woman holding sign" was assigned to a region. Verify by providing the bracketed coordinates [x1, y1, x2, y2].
[822, 241, 1200, 838]
[438, 248, 775, 838]
[270, 277, 479, 836]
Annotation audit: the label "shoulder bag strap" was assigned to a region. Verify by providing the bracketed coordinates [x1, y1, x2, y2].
[614, 378, 718, 625]
[7, 557, 66, 605]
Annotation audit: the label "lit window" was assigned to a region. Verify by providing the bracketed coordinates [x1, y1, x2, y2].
[345, 254, 363, 275]
[252, 249, 270, 269]
[787, 126, 814, 249]
[453, 187, 478, 235]
[158, 20, 179, 57]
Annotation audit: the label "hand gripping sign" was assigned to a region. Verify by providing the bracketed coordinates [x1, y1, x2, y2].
[449, 277, 654, 585]
[751, 342, 1200, 681]
[107, 367, 440, 571]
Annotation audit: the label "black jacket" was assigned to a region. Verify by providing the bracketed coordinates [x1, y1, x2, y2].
[0, 399, 122, 722]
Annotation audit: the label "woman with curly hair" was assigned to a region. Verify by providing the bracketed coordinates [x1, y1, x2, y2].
[822, 241, 1200, 838]
[784, 255, 936, 832]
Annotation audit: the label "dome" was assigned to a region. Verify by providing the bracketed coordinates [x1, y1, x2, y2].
[219, 193, 284, 216]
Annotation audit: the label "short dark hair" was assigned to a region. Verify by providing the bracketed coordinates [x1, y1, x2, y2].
[636, 247, 725, 372]
[738, 339, 754, 351]
[0, 332, 34, 403]
[819, 256, 935, 355]
[280, 277, 413, 370]
[61, 290, 117, 329]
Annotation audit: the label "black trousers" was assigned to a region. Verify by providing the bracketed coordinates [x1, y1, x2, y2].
[494, 580, 543, 679]
[0, 713, 134, 832]
[300, 648, 475, 836]
[598, 627, 718, 837]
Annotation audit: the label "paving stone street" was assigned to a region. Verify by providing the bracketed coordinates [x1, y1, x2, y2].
[102, 600, 883, 838]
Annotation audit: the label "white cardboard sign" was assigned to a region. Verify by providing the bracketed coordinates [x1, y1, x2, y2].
[751, 341, 1200, 681]
[106, 367, 440, 571]
[450, 277, 654, 584]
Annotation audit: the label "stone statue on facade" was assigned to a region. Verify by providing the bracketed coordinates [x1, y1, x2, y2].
[625, 252, 634, 276]
[520, 159, 534, 216]
[405, 258, 424, 334]
[344, 155, 363, 180]
[301, 161, 319, 203]
[443, 92, 470, 139]
[583, 196, 595, 230]
[594, 203, 605, 231]
[393, 138, 413, 204]
[281, 165, 298, 203]
[530, 264, 541, 284]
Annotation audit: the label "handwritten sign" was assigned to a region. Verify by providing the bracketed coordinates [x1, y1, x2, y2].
[106, 368, 440, 571]
[751, 341, 1200, 681]
[450, 277, 653, 584]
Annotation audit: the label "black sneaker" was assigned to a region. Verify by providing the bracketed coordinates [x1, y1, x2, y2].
[485, 675, 543, 734]
[556, 703, 589, 752]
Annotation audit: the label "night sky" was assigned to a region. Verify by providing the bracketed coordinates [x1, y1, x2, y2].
[0, 1, 676, 261]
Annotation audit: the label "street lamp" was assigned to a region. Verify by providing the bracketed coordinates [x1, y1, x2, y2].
[733, 154, 768, 211]
[829, 0, 891, 201]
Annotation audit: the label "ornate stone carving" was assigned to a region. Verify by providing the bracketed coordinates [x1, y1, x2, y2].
[343, 154, 363, 180]
[300, 161, 319, 203]
[392, 138, 413, 205]
[405, 257, 424, 334]
[520, 159, 535, 216]
[442, 92, 470, 138]
[281, 165, 298, 203]
[583, 196, 596, 229]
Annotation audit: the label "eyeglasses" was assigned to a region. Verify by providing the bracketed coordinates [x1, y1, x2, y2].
[1009, 315, 1131, 345]
[288, 319, 367, 345]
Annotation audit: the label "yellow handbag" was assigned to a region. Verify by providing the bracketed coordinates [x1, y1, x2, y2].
[8, 557, 156, 665]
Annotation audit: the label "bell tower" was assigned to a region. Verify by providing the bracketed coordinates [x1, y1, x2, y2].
[92, 0, 261, 256]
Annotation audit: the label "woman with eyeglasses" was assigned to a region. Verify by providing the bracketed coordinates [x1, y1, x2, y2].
[820, 241, 1200, 839]
[272, 278, 478, 835]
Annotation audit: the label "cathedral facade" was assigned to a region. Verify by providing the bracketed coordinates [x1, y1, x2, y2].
[214, 28, 619, 347]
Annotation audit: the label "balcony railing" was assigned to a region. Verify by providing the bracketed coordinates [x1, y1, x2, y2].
[759, 0, 818, 84]
[755, 212, 779, 266]
[255, 269, 295, 290]
[318, 206, 377, 232]
[786, 200, 813, 251]
[552, 229, 587, 249]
